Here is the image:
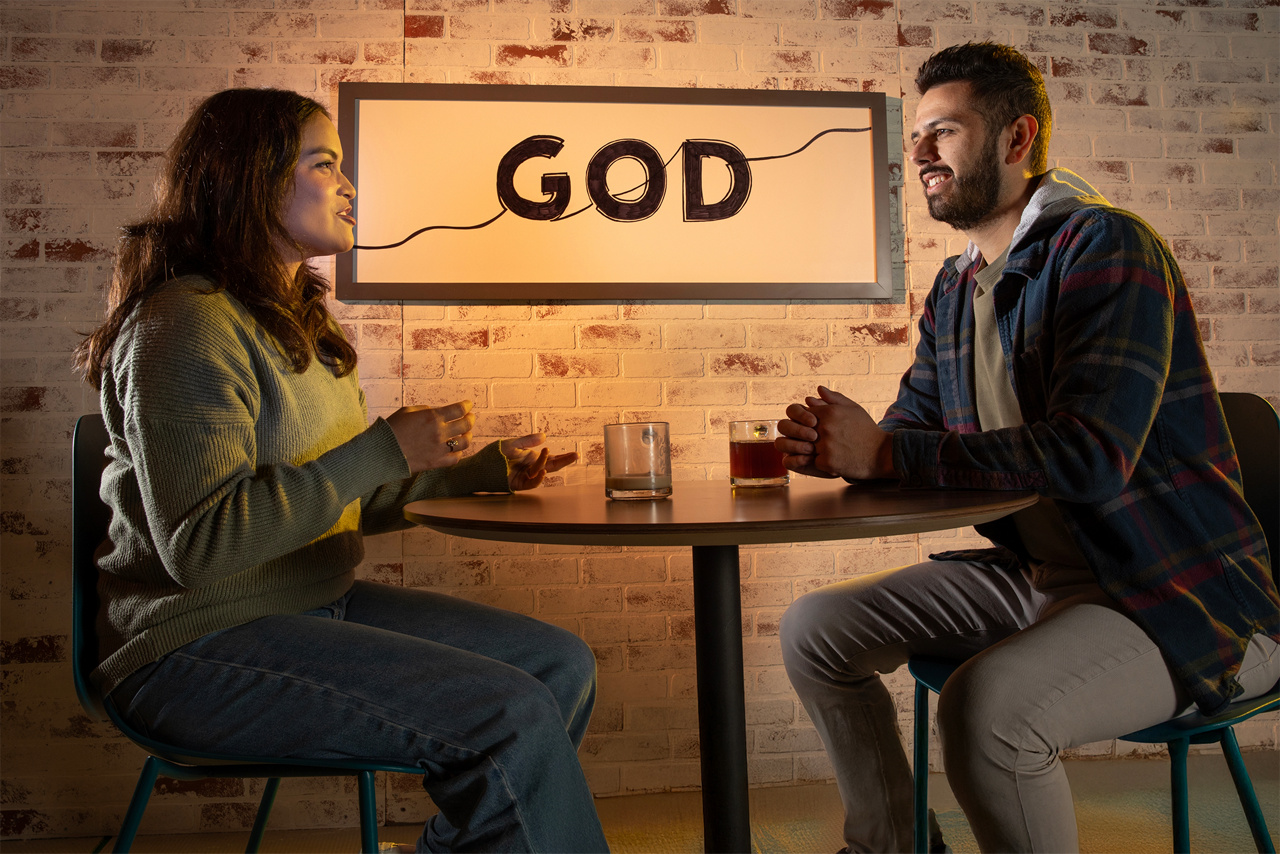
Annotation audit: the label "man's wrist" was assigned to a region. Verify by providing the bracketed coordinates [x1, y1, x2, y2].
[877, 430, 896, 479]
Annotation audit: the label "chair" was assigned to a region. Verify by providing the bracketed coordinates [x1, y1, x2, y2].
[72, 413, 425, 853]
[907, 391, 1280, 854]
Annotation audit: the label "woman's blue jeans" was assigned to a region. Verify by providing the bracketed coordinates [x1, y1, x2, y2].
[108, 580, 609, 852]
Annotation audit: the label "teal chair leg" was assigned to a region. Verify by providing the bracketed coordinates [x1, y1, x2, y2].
[245, 777, 280, 853]
[358, 771, 379, 854]
[1219, 728, 1276, 854]
[913, 680, 930, 854]
[114, 756, 161, 853]
[1169, 738, 1191, 854]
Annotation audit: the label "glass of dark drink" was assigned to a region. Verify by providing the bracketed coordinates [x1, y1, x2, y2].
[729, 420, 789, 487]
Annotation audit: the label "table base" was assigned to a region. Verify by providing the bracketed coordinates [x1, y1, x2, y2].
[693, 544, 751, 853]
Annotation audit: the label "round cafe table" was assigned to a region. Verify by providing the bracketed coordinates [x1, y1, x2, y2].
[405, 477, 1036, 853]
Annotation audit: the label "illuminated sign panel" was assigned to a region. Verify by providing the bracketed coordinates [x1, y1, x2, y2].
[337, 83, 890, 301]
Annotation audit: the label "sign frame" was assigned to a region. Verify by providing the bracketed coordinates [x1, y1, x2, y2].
[336, 82, 891, 301]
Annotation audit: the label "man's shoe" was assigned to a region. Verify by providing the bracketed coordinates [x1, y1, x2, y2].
[928, 807, 951, 854]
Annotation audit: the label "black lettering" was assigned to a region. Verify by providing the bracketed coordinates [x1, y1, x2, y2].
[586, 140, 666, 222]
[497, 135, 571, 221]
[683, 140, 751, 222]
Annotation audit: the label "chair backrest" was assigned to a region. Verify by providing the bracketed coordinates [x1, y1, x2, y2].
[1219, 392, 1280, 585]
[72, 413, 112, 721]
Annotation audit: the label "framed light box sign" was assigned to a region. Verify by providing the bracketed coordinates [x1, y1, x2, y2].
[336, 83, 891, 301]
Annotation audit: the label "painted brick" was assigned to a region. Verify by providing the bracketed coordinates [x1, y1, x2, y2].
[317, 12, 404, 38]
[405, 14, 446, 37]
[746, 47, 818, 72]
[1212, 266, 1278, 290]
[542, 18, 617, 41]
[708, 351, 786, 376]
[790, 349, 871, 376]
[578, 0, 657, 12]
[822, 0, 895, 20]
[11, 38, 96, 64]
[821, 47, 896, 74]
[581, 323, 662, 349]
[665, 321, 745, 348]
[493, 556, 579, 585]
[743, 0, 816, 18]
[782, 21, 858, 46]
[1194, 11, 1264, 33]
[1214, 316, 1279, 343]
[1094, 134, 1161, 159]
[451, 15, 533, 39]
[658, 43, 739, 71]
[538, 353, 620, 378]
[492, 323, 575, 349]
[1165, 84, 1233, 110]
[143, 66, 231, 91]
[49, 123, 138, 149]
[276, 41, 359, 65]
[146, 11, 232, 37]
[1091, 83, 1150, 107]
[495, 0, 573, 10]
[700, 18, 780, 43]
[664, 378, 747, 405]
[491, 381, 576, 408]
[1171, 238, 1242, 265]
[572, 48, 662, 70]
[186, 40, 273, 65]
[496, 44, 572, 66]
[1170, 187, 1242, 211]
[1230, 34, 1280, 60]
[620, 19, 699, 42]
[231, 11, 315, 37]
[3, 8, 54, 34]
[1050, 55, 1124, 79]
[365, 42, 406, 64]
[408, 324, 490, 350]
[580, 380, 664, 406]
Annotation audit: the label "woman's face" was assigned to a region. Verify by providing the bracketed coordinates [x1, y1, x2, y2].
[280, 114, 356, 263]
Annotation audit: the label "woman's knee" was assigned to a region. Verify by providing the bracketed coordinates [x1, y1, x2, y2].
[542, 624, 597, 690]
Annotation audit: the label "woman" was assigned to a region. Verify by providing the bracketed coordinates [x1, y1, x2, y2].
[73, 88, 608, 853]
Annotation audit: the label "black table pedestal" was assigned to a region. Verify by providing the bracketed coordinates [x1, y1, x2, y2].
[691, 543, 751, 853]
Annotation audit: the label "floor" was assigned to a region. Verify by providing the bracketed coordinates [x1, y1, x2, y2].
[4, 752, 1276, 853]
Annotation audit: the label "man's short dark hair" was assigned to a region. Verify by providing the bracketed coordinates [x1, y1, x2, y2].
[915, 42, 1052, 174]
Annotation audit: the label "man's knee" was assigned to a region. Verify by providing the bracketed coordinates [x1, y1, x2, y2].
[936, 656, 1054, 777]
[779, 587, 839, 673]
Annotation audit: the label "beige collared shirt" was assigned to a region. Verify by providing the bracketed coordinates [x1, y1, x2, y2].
[971, 250, 1092, 586]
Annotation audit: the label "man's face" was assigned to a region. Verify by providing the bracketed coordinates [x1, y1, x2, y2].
[909, 80, 1005, 232]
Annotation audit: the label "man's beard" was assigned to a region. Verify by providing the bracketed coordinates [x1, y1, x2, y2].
[924, 132, 1003, 231]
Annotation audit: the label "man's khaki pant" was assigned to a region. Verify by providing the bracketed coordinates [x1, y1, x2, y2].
[780, 559, 1279, 853]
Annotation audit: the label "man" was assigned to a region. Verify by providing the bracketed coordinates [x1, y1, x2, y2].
[777, 42, 1279, 854]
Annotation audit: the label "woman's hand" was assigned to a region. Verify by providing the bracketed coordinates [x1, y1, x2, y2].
[500, 433, 579, 491]
[385, 400, 475, 474]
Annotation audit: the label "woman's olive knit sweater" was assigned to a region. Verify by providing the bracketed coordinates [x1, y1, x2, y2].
[93, 276, 510, 695]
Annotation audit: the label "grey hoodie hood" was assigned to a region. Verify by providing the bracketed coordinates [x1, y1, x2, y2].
[953, 168, 1112, 274]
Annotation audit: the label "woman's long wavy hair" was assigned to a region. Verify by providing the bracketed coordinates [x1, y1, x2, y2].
[74, 88, 357, 390]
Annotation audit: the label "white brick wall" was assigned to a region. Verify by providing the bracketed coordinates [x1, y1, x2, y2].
[2, 0, 1276, 840]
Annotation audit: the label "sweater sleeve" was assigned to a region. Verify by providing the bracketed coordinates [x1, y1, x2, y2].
[110, 285, 411, 589]
[350, 384, 513, 535]
[359, 441, 512, 535]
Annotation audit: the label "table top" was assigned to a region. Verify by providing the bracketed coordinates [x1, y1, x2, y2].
[404, 478, 1037, 547]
